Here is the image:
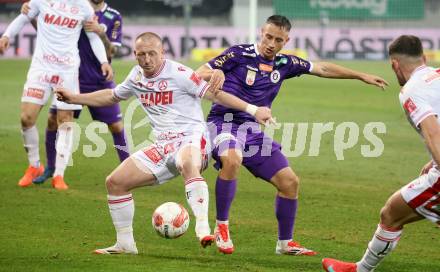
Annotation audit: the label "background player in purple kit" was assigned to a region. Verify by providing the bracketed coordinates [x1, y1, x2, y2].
[22, 0, 128, 184]
[197, 15, 389, 255]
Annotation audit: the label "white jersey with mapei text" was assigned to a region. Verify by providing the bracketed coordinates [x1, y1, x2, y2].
[113, 60, 210, 138]
[399, 65, 440, 163]
[26, 0, 94, 71]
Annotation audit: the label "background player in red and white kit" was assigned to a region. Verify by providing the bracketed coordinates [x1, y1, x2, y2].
[323, 35, 440, 272]
[55, 32, 274, 254]
[0, 0, 112, 190]
[21, 0, 128, 185]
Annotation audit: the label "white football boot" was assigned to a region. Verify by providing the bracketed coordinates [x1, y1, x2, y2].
[94, 242, 138, 255]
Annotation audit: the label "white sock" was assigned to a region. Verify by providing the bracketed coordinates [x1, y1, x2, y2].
[356, 224, 402, 272]
[22, 126, 40, 168]
[108, 194, 135, 247]
[185, 177, 210, 236]
[216, 220, 229, 225]
[54, 125, 73, 177]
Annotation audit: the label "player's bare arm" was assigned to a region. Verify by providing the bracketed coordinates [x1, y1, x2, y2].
[83, 18, 116, 58]
[311, 62, 389, 90]
[196, 64, 225, 92]
[55, 87, 119, 107]
[420, 115, 440, 166]
[203, 89, 274, 125]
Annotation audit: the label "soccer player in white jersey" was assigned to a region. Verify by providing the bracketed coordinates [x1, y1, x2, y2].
[55, 32, 274, 254]
[323, 35, 440, 272]
[0, 0, 112, 190]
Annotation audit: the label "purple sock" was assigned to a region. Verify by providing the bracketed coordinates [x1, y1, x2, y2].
[45, 129, 57, 169]
[215, 177, 237, 221]
[112, 130, 129, 162]
[275, 195, 297, 241]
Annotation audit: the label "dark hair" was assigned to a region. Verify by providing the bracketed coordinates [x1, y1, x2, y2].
[388, 35, 423, 57]
[266, 15, 291, 31]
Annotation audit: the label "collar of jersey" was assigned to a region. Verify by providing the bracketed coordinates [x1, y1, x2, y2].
[144, 60, 167, 79]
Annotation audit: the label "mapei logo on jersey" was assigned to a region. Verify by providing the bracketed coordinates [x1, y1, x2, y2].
[44, 13, 79, 28]
[403, 98, 417, 114]
[139, 91, 173, 107]
[214, 52, 235, 68]
[23, 88, 44, 99]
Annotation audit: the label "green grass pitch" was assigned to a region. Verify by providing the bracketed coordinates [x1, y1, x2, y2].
[0, 59, 439, 272]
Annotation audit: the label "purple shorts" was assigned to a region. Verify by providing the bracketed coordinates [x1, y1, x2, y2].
[50, 85, 122, 124]
[208, 118, 289, 182]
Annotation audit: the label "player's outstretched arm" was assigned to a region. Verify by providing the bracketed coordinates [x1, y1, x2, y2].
[420, 115, 440, 167]
[196, 65, 225, 91]
[311, 62, 389, 90]
[203, 89, 274, 125]
[0, 14, 30, 54]
[55, 87, 119, 107]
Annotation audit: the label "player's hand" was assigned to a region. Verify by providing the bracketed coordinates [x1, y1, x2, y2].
[21, 1, 30, 14]
[83, 17, 104, 35]
[101, 62, 113, 81]
[208, 69, 225, 92]
[54, 87, 75, 104]
[0, 36, 10, 54]
[254, 106, 275, 125]
[360, 73, 389, 90]
[419, 160, 434, 176]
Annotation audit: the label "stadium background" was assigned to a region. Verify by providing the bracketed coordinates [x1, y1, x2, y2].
[0, 1, 439, 271]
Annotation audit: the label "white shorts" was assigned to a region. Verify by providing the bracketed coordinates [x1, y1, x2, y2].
[132, 132, 211, 184]
[21, 67, 82, 111]
[401, 167, 440, 224]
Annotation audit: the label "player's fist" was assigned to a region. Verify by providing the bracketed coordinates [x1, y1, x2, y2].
[21, 1, 30, 14]
[84, 16, 104, 35]
[0, 36, 10, 54]
[208, 69, 225, 92]
[54, 87, 74, 103]
[101, 62, 113, 81]
[254, 106, 274, 125]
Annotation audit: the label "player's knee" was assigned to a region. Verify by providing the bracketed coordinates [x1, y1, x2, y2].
[221, 153, 242, 174]
[47, 114, 58, 131]
[105, 174, 123, 193]
[179, 158, 200, 177]
[57, 112, 74, 125]
[279, 173, 299, 195]
[379, 203, 394, 226]
[20, 112, 36, 128]
[108, 121, 123, 134]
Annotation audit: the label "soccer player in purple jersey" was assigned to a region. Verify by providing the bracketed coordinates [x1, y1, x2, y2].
[22, 0, 128, 186]
[196, 15, 389, 255]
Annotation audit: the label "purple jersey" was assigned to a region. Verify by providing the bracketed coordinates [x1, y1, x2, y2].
[207, 43, 312, 123]
[78, 3, 122, 91]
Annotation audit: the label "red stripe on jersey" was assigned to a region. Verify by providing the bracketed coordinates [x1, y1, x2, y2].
[198, 84, 209, 98]
[407, 177, 440, 209]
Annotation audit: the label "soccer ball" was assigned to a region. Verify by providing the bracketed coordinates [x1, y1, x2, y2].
[152, 202, 190, 239]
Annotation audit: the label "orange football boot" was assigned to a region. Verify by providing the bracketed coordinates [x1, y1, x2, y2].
[18, 165, 44, 187]
[52, 175, 69, 190]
